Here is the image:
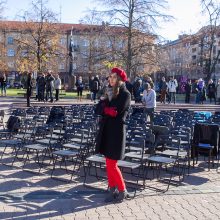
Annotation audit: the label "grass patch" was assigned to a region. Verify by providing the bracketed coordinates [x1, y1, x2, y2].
[5, 88, 90, 99]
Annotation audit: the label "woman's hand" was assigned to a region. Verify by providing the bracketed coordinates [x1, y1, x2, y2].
[104, 107, 118, 117]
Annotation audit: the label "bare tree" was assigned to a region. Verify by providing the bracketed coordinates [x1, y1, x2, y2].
[198, 0, 220, 80]
[94, 0, 172, 78]
[15, 0, 65, 74]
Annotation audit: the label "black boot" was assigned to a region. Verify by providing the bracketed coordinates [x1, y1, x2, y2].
[115, 190, 132, 203]
[104, 187, 118, 203]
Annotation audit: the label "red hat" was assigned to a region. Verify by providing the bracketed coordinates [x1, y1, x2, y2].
[111, 67, 128, 82]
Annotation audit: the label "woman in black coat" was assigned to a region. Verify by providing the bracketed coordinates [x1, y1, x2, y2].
[95, 67, 131, 203]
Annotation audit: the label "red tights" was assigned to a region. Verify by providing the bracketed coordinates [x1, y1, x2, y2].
[105, 157, 126, 191]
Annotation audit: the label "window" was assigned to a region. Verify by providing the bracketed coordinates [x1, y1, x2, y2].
[7, 36, 14, 45]
[192, 55, 196, 60]
[94, 39, 99, 47]
[59, 63, 65, 70]
[192, 48, 196, 53]
[82, 39, 89, 47]
[21, 50, 28, 57]
[107, 40, 112, 48]
[118, 40, 124, 49]
[8, 62, 14, 68]
[7, 49, 15, 57]
[81, 50, 89, 58]
[213, 46, 216, 54]
[72, 63, 76, 70]
[60, 38, 66, 45]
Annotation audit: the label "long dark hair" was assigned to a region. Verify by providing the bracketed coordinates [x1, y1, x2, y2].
[112, 75, 123, 99]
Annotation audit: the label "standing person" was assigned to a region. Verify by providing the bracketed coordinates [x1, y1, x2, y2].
[216, 79, 220, 104]
[45, 71, 54, 103]
[167, 76, 178, 104]
[125, 77, 133, 97]
[207, 79, 216, 104]
[91, 75, 100, 103]
[37, 73, 46, 102]
[89, 76, 94, 101]
[133, 78, 142, 103]
[26, 72, 33, 107]
[75, 76, 84, 101]
[142, 82, 156, 127]
[185, 79, 192, 103]
[145, 75, 154, 89]
[0, 73, 7, 96]
[54, 74, 62, 101]
[95, 67, 131, 203]
[196, 78, 206, 104]
[159, 76, 167, 104]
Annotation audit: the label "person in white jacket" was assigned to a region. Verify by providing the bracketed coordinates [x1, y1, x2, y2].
[167, 76, 178, 104]
[54, 74, 62, 101]
[142, 82, 156, 126]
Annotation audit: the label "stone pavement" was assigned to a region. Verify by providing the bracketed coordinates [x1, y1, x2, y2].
[0, 96, 220, 219]
[0, 161, 219, 220]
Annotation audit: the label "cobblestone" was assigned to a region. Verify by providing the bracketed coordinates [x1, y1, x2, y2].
[0, 99, 220, 219]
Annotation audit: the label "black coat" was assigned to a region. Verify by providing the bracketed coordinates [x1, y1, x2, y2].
[95, 84, 131, 160]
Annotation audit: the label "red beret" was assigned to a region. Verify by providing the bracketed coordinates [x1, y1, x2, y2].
[111, 67, 128, 82]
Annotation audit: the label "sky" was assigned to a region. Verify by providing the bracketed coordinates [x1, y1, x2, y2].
[4, 0, 208, 41]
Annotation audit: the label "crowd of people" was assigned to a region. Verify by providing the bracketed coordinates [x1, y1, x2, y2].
[25, 71, 62, 107]
[157, 77, 220, 105]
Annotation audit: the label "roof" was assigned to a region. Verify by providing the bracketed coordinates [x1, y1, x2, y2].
[0, 20, 126, 35]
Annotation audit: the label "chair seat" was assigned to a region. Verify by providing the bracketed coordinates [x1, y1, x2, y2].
[156, 150, 187, 158]
[147, 155, 176, 164]
[63, 143, 86, 150]
[36, 139, 57, 145]
[118, 160, 141, 169]
[46, 134, 60, 139]
[53, 149, 78, 157]
[125, 152, 150, 160]
[53, 130, 65, 135]
[0, 139, 22, 146]
[86, 154, 105, 163]
[197, 143, 214, 149]
[24, 144, 48, 151]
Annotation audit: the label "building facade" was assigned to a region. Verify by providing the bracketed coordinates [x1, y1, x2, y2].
[159, 26, 220, 82]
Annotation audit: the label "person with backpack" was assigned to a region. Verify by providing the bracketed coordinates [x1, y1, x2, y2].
[91, 75, 100, 103]
[75, 76, 84, 101]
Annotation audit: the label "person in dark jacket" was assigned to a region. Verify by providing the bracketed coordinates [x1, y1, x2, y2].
[75, 76, 84, 101]
[45, 71, 55, 102]
[37, 73, 46, 101]
[185, 79, 192, 103]
[125, 77, 133, 97]
[207, 79, 216, 104]
[95, 67, 131, 203]
[91, 75, 100, 102]
[0, 73, 7, 96]
[158, 76, 167, 104]
[26, 72, 33, 107]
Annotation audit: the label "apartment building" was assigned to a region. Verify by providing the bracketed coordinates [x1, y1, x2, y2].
[159, 26, 220, 83]
[0, 21, 130, 87]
